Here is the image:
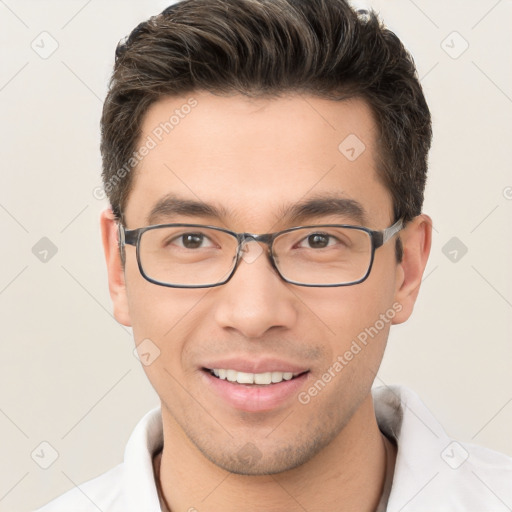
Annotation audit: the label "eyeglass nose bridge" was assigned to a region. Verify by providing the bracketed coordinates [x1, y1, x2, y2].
[235, 232, 277, 266]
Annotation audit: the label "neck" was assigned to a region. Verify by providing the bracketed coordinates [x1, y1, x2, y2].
[156, 394, 395, 512]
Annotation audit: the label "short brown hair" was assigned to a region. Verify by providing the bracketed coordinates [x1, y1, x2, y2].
[101, 0, 431, 229]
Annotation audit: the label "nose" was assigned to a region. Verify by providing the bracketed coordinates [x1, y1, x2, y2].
[213, 241, 298, 339]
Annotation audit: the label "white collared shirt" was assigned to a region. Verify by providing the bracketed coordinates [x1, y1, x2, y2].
[34, 386, 512, 511]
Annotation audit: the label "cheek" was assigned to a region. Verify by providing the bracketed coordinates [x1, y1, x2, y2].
[126, 281, 211, 407]
[125, 254, 196, 337]
[296, 275, 396, 342]
[124, 258, 211, 382]
[293, 264, 398, 385]
[296, 285, 396, 414]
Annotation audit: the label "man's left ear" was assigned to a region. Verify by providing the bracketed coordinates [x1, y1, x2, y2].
[392, 214, 432, 324]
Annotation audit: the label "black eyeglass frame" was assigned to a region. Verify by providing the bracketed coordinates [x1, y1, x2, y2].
[118, 218, 404, 289]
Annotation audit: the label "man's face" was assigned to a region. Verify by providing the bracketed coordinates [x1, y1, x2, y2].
[117, 92, 404, 474]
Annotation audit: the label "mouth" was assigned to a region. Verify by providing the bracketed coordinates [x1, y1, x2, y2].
[201, 366, 310, 412]
[203, 367, 309, 385]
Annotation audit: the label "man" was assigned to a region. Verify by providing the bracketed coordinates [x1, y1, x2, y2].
[35, 0, 512, 511]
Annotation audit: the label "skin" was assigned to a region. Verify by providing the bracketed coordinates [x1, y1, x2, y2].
[101, 91, 431, 511]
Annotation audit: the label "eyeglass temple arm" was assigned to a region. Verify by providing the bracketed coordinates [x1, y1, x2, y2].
[118, 225, 141, 247]
[372, 218, 404, 248]
[117, 224, 132, 265]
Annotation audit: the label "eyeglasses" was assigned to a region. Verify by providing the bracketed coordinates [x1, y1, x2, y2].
[119, 219, 403, 288]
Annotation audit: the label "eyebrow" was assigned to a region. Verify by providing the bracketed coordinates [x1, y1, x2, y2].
[279, 194, 368, 226]
[147, 194, 229, 225]
[146, 193, 368, 227]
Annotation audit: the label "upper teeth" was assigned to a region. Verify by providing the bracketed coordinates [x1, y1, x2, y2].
[211, 369, 299, 385]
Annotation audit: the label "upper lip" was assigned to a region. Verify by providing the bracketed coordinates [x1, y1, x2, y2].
[201, 357, 309, 374]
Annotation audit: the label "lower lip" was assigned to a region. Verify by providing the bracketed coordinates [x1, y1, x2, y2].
[202, 370, 309, 412]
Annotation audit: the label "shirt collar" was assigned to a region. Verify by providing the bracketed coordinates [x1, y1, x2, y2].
[120, 386, 479, 511]
[123, 404, 163, 512]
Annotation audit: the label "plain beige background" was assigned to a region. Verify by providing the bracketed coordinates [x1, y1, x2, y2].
[0, 1, 511, 511]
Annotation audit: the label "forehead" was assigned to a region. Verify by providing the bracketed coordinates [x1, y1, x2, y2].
[124, 91, 392, 229]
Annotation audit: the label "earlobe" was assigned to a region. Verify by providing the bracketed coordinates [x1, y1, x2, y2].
[100, 208, 132, 327]
[392, 214, 432, 325]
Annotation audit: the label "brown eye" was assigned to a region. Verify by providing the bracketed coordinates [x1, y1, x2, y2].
[181, 233, 205, 249]
[306, 233, 330, 248]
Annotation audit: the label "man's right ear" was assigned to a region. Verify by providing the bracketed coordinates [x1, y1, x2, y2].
[100, 208, 131, 327]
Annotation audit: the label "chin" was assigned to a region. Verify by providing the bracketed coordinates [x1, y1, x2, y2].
[191, 427, 337, 476]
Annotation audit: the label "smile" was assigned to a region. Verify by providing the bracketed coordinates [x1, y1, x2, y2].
[202, 367, 310, 412]
[207, 368, 303, 385]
